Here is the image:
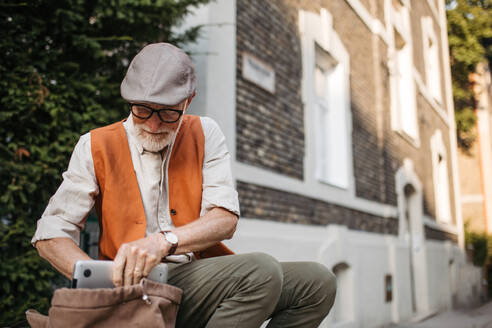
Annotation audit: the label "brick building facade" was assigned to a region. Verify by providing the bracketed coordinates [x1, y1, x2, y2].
[167, 0, 484, 326]
[233, 0, 459, 243]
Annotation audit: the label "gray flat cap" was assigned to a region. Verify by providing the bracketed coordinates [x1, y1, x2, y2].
[121, 43, 196, 106]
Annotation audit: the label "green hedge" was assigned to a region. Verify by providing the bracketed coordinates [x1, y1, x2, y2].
[0, 0, 209, 325]
[465, 231, 490, 267]
[464, 229, 492, 298]
[446, 0, 492, 149]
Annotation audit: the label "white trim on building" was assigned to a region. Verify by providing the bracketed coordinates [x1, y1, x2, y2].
[344, 0, 390, 44]
[460, 194, 485, 203]
[425, 0, 441, 26]
[395, 159, 431, 317]
[413, 68, 450, 126]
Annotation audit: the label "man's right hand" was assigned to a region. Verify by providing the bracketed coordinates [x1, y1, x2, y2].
[112, 233, 170, 287]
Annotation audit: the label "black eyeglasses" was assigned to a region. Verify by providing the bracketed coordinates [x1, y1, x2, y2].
[129, 103, 184, 123]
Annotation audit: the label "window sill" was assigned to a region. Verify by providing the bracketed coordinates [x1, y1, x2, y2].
[424, 216, 458, 235]
[394, 129, 420, 149]
[316, 176, 349, 191]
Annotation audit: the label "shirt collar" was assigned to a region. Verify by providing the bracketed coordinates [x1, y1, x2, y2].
[124, 114, 145, 155]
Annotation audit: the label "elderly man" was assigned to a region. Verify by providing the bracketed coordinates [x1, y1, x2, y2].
[32, 43, 336, 328]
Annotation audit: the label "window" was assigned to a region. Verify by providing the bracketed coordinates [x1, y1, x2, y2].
[314, 47, 349, 188]
[390, 3, 419, 142]
[422, 16, 442, 103]
[299, 8, 353, 191]
[431, 130, 452, 223]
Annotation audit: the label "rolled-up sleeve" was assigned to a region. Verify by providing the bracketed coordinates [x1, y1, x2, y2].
[200, 117, 240, 217]
[31, 132, 99, 246]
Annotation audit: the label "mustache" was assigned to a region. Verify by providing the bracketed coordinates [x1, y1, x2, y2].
[135, 124, 173, 135]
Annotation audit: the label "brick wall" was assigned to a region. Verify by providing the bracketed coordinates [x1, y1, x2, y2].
[425, 226, 459, 243]
[235, 0, 458, 242]
[238, 181, 399, 234]
[236, 0, 304, 180]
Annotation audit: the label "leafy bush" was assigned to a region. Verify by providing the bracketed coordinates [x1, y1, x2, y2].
[465, 231, 489, 267]
[446, 0, 492, 150]
[0, 0, 209, 325]
[487, 262, 492, 298]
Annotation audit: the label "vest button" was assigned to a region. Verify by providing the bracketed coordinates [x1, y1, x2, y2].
[170, 209, 177, 215]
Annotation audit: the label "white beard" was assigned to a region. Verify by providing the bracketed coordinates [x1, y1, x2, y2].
[134, 123, 175, 152]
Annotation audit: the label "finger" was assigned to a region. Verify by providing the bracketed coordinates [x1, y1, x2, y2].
[142, 254, 158, 277]
[112, 245, 128, 287]
[133, 250, 147, 285]
[123, 246, 139, 286]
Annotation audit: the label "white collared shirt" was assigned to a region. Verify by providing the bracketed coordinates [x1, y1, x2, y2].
[31, 115, 240, 260]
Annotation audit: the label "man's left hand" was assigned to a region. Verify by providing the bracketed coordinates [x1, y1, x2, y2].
[112, 233, 169, 287]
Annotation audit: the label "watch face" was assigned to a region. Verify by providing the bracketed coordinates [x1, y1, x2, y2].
[165, 232, 178, 244]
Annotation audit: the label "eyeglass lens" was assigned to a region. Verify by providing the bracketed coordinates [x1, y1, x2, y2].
[132, 105, 181, 122]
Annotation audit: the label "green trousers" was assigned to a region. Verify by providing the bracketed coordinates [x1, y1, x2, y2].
[167, 252, 337, 328]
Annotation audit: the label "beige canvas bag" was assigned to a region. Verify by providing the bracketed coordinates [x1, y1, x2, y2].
[26, 279, 182, 328]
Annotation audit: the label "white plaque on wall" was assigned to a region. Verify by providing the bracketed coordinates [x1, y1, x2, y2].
[242, 52, 275, 93]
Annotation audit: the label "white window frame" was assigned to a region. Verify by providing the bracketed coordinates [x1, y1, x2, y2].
[299, 8, 353, 190]
[422, 16, 442, 104]
[431, 130, 452, 224]
[389, 2, 420, 146]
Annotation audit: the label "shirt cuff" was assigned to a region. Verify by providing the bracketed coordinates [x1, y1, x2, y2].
[200, 187, 240, 217]
[31, 215, 81, 246]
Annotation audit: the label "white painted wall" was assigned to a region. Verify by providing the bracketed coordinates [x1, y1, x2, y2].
[174, 0, 237, 160]
[426, 241, 453, 311]
[450, 244, 484, 308]
[224, 219, 482, 328]
[393, 243, 414, 321]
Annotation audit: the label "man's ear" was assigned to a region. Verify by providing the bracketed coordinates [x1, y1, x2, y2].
[184, 92, 196, 111]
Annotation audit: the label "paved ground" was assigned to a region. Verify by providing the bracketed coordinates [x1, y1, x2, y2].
[390, 301, 492, 328]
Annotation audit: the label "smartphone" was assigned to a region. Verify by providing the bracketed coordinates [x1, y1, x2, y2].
[71, 260, 168, 288]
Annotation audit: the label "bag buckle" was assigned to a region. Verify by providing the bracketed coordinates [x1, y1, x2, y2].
[142, 294, 152, 305]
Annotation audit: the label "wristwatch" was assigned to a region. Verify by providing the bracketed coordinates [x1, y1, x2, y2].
[160, 231, 178, 256]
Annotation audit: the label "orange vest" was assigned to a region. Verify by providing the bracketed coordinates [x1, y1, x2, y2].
[90, 115, 234, 260]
